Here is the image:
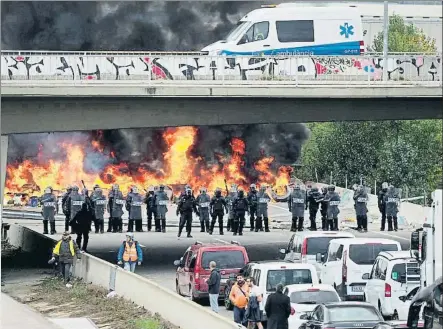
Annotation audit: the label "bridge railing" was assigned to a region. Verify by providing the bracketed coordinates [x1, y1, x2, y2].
[1, 52, 441, 84]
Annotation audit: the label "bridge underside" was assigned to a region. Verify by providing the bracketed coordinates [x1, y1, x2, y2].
[1, 96, 442, 134]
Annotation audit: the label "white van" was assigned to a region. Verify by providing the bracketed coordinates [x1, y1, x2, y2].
[249, 262, 319, 324]
[279, 231, 355, 275]
[318, 238, 402, 301]
[364, 251, 421, 320]
[202, 5, 364, 56]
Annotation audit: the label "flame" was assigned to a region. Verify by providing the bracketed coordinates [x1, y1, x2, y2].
[4, 127, 293, 201]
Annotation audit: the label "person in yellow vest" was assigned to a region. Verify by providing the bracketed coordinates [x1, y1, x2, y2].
[51, 231, 81, 287]
[117, 232, 143, 273]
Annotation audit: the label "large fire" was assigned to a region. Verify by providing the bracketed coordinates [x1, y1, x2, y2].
[5, 127, 293, 200]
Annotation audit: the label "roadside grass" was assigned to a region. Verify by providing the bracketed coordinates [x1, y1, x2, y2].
[37, 277, 175, 329]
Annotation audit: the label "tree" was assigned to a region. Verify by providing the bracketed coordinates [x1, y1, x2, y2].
[372, 14, 437, 53]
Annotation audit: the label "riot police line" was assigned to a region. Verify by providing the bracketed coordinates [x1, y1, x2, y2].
[38, 180, 403, 245]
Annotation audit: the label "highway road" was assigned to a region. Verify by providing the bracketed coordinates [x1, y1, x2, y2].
[7, 203, 413, 322]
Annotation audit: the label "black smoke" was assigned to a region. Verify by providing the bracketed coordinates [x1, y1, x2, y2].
[1, 1, 284, 51]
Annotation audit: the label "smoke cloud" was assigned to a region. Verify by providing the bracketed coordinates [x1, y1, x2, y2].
[1, 1, 286, 51]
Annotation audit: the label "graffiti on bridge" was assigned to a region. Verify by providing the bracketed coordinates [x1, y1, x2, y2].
[1, 54, 441, 81]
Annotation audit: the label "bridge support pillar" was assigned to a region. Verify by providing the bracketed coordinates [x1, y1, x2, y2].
[1, 135, 8, 218]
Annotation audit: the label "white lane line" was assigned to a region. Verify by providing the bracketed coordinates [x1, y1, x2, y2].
[213, 238, 230, 244]
[375, 231, 410, 241]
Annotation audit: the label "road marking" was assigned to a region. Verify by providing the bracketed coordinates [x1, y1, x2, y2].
[375, 231, 410, 241]
[214, 238, 230, 244]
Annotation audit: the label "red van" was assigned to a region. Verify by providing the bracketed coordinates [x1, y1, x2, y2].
[174, 241, 249, 303]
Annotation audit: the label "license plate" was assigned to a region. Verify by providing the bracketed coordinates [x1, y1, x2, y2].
[352, 286, 365, 292]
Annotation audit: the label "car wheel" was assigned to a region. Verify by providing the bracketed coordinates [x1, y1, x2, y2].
[190, 287, 201, 304]
[225, 288, 233, 310]
[363, 293, 366, 302]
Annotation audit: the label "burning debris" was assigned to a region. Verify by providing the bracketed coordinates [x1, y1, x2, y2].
[5, 125, 310, 200]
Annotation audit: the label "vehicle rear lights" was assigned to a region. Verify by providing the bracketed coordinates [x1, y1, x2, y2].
[307, 288, 319, 291]
[301, 239, 307, 255]
[280, 266, 286, 269]
[385, 283, 392, 297]
[360, 40, 365, 54]
[290, 306, 295, 315]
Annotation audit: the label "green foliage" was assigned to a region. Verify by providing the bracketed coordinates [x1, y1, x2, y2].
[372, 14, 437, 52]
[299, 120, 443, 197]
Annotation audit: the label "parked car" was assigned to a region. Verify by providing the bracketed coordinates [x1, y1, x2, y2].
[364, 251, 421, 320]
[298, 302, 384, 329]
[173, 241, 249, 304]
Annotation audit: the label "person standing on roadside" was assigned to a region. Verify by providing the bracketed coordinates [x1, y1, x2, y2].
[265, 283, 292, 329]
[117, 232, 143, 273]
[206, 261, 221, 313]
[245, 277, 264, 329]
[50, 232, 81, 288]
[229, 274, 250, 325]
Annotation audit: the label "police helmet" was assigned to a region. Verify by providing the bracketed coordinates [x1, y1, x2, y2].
[238, 190, 244, 197]
[159, 184, 165, 190]
[311, 186, 319, 192]
[260, 185, 266, 191]
[321, 186, 328, 193]
[72, 185, 79, 192]
[250, 184, 256, 190]
[44, 187, 52, 194]
[112, 184, 119, 190]
[132, 186, 139, 194]
[96, 188, 103, 195]
[93, 184, 100, 190]
[67, 185, 72, 191]
[148, 186, 154, 192]
[382, 182, 388, 190]
[294, 184, 301, 190]
[200, 187, 207, 193]
[328, 185, 335, 192]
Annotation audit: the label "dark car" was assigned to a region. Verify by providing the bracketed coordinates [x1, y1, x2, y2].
[299, 302, 384, 329]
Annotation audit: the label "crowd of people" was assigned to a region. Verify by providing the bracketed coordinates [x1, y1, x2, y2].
[38, 180, 402, 251]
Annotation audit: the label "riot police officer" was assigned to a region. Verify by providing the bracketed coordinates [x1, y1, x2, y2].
[90, 188, 107, 233]
[176, 187, 199, 238]
[144, 186, 157, 232]
[108, 184, 125, 233]
[226, 184, 238, 232]
[325, 185, 341, 231]
[378, 182, 389, 231]
[196, 187, 211, 232]
[126, 186, 144, 232]
[307, 186, 322, 231]
[232, 190, 249, 236]
[62, 185, 73, 233]
[256, 185, 271, 232]
[354, 185, 369, 232]
[40, 186, 57, 235]
[384, 185, 401, 231]
[247, 184, 258, 231]
[320, 187, 328, 230]
[154, 184, 169, 233]
[209, 188, 228, 235]
[288, 184, 306, 232]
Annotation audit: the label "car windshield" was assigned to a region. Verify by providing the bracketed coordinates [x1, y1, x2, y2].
[349, 244, 399, 265]
[201, 251, 245, 270]
[267, 269, 312, 292]
[306, 237, 350, 255]
[290, 290, 339, 304]
[225, 21, 250, 42]
[328, 306, 382, 322]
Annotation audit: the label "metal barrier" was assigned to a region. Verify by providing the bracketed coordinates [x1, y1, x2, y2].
[1, 52, 441, 84]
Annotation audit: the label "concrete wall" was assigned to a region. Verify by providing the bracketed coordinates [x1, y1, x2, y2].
[2, 97, 442, 134]
[6, 224, 241, 329]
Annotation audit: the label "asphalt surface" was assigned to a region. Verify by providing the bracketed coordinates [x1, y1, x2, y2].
[6, 202, 413, 322]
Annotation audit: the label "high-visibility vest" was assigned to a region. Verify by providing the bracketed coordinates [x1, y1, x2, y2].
[53, 240, 75, 256]
[122, 242, 138, 262]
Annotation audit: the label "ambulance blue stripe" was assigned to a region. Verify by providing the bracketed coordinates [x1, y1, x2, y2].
[219, 41, 361, 56]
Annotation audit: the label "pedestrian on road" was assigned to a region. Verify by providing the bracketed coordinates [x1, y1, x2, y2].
[229, 274, 250, 325]
[117, 232, 143, 273]
[206, 261, 221, 313]
[51, 231, 81, 287]
[378, 182, 389, 231]
[264, 283, 292, 329]
[245, 277, 264, 329]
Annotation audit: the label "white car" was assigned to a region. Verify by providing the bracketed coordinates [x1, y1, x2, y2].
[318, 238, 402, 301]
[396, 286, 422, 321]
[279, 231, 355, 276]
[248, 262, 319, 325]
[364, 251, 421, 319]
[284, 284, 341, 328]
